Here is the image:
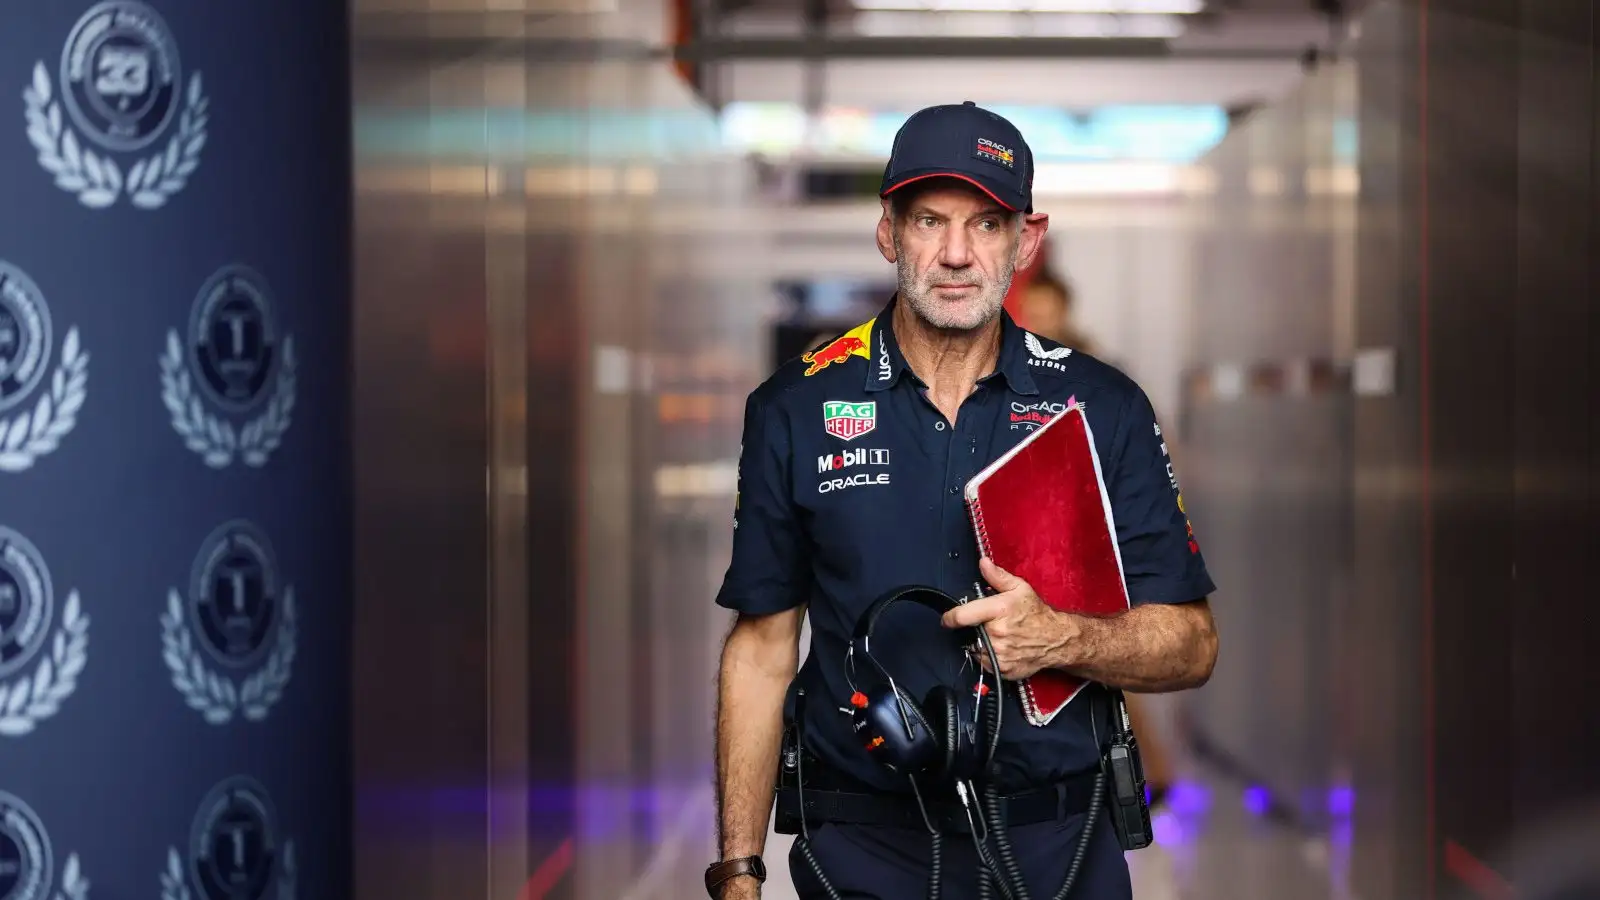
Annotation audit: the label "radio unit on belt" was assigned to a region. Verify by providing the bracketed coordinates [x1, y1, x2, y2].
[1104, 690, 1153, 852]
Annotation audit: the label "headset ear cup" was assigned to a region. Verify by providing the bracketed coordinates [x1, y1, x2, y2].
[896, 685, 941, 773]
[857, 684, 939, 774]
[922, 685, 959, 782]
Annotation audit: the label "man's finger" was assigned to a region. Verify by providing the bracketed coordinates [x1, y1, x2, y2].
[979, 556, 1023, 592]
[941, 595, 1006, 628]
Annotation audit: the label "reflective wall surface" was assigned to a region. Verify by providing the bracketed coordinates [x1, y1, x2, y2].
[350, 3, 767, 899]
[1177, 3, 1600, 900]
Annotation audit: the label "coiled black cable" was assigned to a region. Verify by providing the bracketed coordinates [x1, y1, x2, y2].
[1050, 770, 1105, 900]
[977, 690, 1032, 900]
[974, 687, 1112, 900]
[796, 838, 843, 900]
[956, 782, 1019, 900]
[982, 780, 1033, 900]
[793, 690, 843, 900]
[977, 862, 994, 899]
[907, 776, 947, 900]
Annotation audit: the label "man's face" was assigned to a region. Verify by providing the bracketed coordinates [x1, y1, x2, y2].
[876, 180, 1048, 332]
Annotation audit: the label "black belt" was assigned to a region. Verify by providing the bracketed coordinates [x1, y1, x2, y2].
[775, 769, 1100, 835]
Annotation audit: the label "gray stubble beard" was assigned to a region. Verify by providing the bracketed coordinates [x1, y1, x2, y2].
[892, 231, 1019, 332]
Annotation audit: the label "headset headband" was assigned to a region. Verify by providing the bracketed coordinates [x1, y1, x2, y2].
[848, 585, 974, 687]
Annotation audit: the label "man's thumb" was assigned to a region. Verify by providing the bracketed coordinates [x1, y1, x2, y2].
[980, 556, 1019, 588]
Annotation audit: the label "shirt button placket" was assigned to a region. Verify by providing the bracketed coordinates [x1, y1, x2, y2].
[944, 420, 973, 574]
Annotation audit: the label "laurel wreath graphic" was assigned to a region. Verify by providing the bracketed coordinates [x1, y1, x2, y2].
[0, 327, 90, 473]
[23, 62, 209, 210]
[0, 591, 90, 737]
[159, 332, 297, 469]
[163, 841, 295, 900]
[52, 852, 91, 900]
[160, 587, 297, 725]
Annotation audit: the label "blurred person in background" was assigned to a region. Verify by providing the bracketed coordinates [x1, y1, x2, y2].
[1016, 252, 1099, 359]
[1014, 250, 1178, 814]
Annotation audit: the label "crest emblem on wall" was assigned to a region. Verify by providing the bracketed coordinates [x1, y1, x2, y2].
[23, 1, 211, 210]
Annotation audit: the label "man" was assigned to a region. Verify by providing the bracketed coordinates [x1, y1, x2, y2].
[708, 102, 1219, 900]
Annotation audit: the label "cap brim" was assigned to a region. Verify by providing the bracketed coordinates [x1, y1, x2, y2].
[880, 170, 1025, 213]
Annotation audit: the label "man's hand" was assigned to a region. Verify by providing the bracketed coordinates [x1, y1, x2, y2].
[940, 557, 1076, 680]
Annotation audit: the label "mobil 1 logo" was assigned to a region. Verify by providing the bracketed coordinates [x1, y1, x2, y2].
[816, 447, 890, 495]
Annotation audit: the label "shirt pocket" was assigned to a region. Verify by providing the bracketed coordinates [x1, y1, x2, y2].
[797, 445, 902, 570]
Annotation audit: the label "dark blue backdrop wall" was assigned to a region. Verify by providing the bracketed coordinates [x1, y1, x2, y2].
[0, 2, 351, 898]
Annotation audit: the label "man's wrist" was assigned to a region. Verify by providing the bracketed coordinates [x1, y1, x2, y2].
[717, 873, 759, 896]
[706, 854, 765, 898]
[1048, 609, 1092, 671]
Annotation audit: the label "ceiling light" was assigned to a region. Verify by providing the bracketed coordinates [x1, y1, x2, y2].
[851, 0, 1202, 14]
[853, 11, 1187, 38]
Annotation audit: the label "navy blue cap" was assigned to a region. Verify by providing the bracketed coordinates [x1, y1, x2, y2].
[879, 101, 1034, 213]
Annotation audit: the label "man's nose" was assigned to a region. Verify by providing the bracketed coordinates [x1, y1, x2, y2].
[939, 228, 974, 268]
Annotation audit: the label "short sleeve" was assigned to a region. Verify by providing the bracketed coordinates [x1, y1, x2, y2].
[715, 392, 811, 615]
[1108, 388, 1216, 605]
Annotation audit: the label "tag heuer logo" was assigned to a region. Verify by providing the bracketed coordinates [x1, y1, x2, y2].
[823, 400, 876, 441]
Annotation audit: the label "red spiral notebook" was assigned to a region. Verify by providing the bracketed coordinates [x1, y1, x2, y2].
[964, 399, 1130, 726]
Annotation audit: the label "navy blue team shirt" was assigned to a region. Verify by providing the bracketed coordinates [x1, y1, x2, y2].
[716, 295, 1216, 794]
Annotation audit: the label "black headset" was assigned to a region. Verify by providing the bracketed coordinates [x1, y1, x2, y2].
[843, 585, 1005, 785]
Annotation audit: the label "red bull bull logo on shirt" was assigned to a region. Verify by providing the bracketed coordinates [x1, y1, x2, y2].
[801, 320, 875, 376]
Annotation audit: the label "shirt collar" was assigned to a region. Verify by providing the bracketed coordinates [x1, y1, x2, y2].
[994, 306, 1041, 395]
[863, 299, 909, 392]
[864, 295, 1039, 396]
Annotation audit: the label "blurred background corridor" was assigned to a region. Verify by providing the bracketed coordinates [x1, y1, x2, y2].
[2, 0, 1598, 898]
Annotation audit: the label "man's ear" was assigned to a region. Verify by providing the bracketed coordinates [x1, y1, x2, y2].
[1015, 213, 1050, 270]
[876, 199, 897, 263]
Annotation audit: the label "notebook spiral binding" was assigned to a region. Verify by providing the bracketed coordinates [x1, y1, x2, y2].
[964, 495, 993, 567]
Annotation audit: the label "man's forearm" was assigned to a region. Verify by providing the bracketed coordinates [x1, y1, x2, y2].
[1050, 601, 1217, 692]
[714, 625, 796, 860]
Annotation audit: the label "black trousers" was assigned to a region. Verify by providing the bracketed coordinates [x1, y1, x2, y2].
[788, 805, 1133, 900]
